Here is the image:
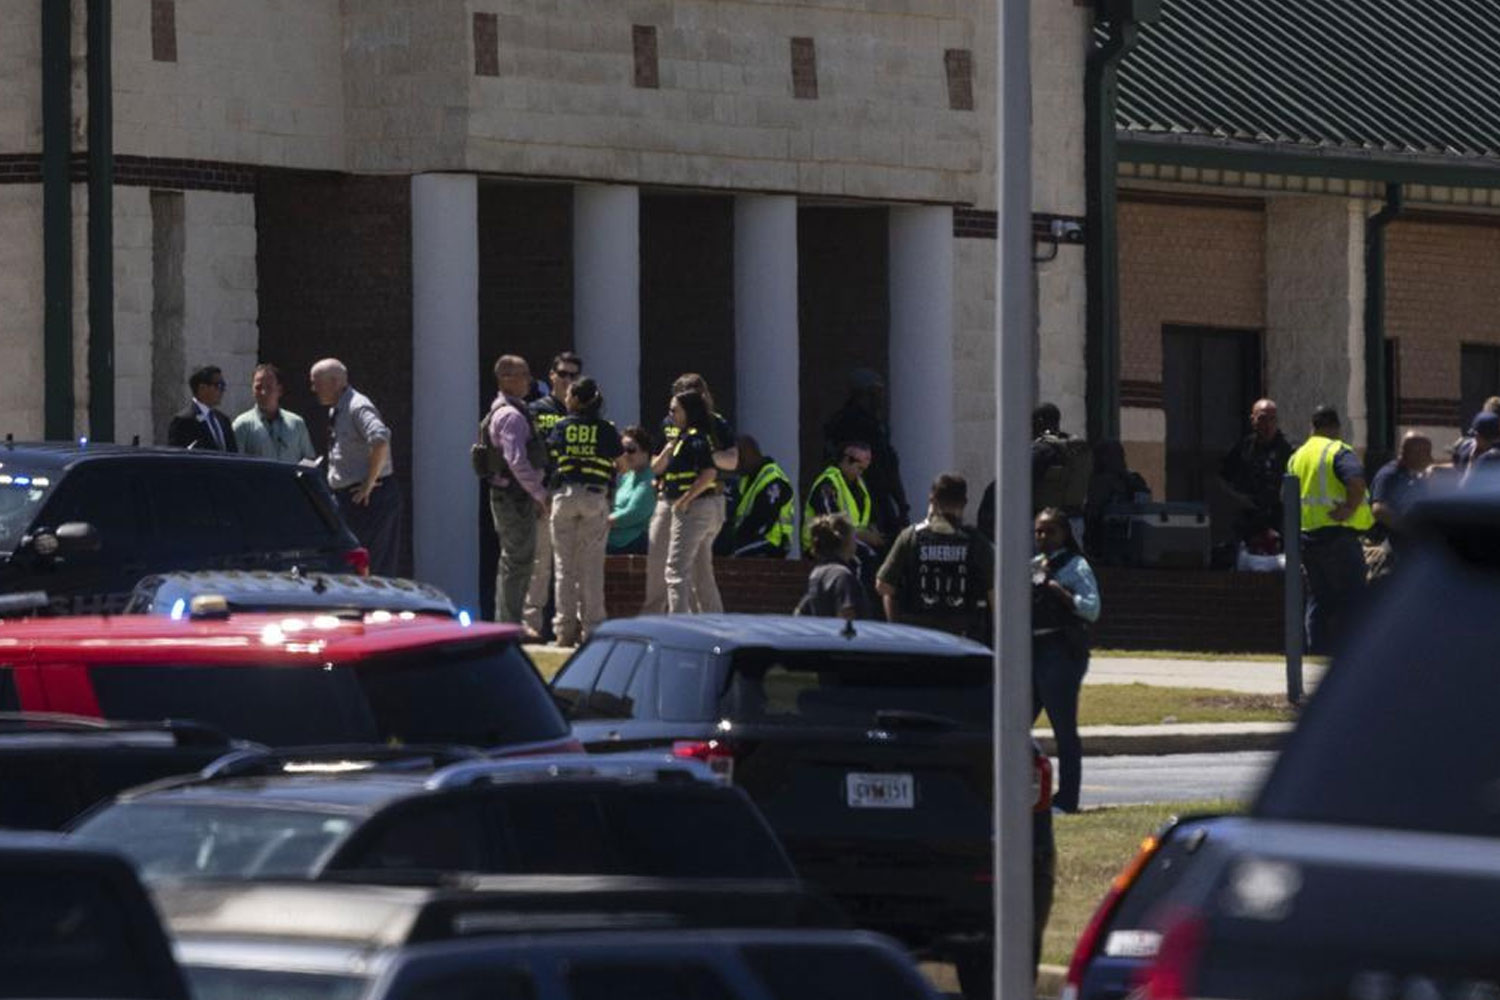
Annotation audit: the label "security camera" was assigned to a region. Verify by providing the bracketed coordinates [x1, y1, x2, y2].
[1049, 219, 1085, 243]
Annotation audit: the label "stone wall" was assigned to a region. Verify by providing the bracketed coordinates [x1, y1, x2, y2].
[112, 0, 343, 168]
[0, 0, 42, 151]
[463, 0, 984, 203]
[0, 188, 45, 437]
[180, 190, 259, 432]
[953, 235, 996, 492]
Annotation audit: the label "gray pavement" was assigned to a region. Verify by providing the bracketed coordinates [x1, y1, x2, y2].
[1086, 654, 1327, 695]
[1080, 750, 1274, 808]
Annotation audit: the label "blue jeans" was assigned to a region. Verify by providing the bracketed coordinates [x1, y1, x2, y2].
[1301, 529, 1366, 655]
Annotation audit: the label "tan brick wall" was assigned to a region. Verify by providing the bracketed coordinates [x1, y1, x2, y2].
[1118, 198, 1267, 384]
[0, 188, 45, 437]
[954, 237, 996, 491]
[463, 0, 984, 202]
[1387, 218, 1500, 403]
[113, 0, 344, 169]
[0, 0, 42, 151]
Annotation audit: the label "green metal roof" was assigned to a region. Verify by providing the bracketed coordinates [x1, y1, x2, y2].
[1117, 0, 1500, 176]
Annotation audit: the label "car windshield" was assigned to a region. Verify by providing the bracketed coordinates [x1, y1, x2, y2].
[182, 966, 368, 1000]
[0, 470, 53, 552]
[721, 650, 992, 730]
[72, 803, 356, 879]
[85, 641, 567, 748]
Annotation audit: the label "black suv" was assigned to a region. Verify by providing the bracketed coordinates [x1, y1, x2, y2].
[0, 443, 363, 614]
[549, 614, 1054, 999]
[71, 748, 797, 882]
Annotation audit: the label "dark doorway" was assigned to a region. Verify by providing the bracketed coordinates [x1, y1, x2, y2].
[1163, 326, 1263, 502]
[1460, 343, 1500, 431]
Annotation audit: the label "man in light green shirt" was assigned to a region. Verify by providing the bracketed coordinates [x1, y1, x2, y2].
[233, 363, 317, 463]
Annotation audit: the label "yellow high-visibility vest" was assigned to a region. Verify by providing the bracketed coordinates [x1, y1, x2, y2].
[802, 465, 871, 549]
[735, 460, 795, 549]
[1288, 434, 1374, 532]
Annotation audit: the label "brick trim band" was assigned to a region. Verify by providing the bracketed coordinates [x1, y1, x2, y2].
[0, 153, 335, 192]
[953, 207, 996, 238]
[1398, 397, 1462, 426]
[1121, 380, 1165, 409]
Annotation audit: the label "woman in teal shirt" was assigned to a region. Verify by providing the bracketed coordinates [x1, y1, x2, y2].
[608, 425, 655, 554]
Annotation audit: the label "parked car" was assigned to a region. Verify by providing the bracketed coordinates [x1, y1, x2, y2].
[1060, 813, 1228, 1000]
[156, 876, 845, 1000]
[1116, 486, 1500, 999]
[548, 614, 1054, 999]
[0, 443, 365, 614]
[368, 929, 939, 1000]
[0, 713, 251, 830]
[124, 570, 458, 618]
[0, 612, 576, 752]
[71, 749, 796, 882]
[0, 831, 188, 999]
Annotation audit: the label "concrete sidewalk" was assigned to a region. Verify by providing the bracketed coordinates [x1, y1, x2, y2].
[1032, 720, 1292, 757]
[1086, 654, 1326, 695]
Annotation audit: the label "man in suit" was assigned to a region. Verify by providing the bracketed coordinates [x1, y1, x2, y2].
[167, 366, 238, 452]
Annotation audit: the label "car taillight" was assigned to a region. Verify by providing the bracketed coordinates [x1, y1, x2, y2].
[1142, 910, 1206, 1000]
[1061, 833, 1163, 1000]
[1034, 751, 1053, 813]
[345, 547, 371, 577]
[672, 739, 735, 782]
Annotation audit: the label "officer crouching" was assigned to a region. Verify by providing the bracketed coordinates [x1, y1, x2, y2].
[876, 474, 993, 641]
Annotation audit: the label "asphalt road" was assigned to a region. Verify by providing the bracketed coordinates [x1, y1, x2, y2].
[1077, 751, 1277, 808]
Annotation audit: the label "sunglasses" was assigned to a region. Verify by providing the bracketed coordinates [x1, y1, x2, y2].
[211, 381, 227, 390]
[554, 368, 580, 379]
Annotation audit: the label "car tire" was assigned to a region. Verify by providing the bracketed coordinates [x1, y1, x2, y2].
[954, 943, 993, 1000]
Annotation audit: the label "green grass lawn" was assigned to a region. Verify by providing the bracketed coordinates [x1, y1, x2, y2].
[1043, 799, 1239, 967]
[528, 647, 571, 681]
[1068, 683, 1297, 727]
[1094, 648, 1328, 665]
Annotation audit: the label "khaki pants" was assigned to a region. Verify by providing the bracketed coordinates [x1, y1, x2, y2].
[665, 496, 722, 614]
[522, 497, 554, 635]
[640, 497, 673, 614]
[692, 494, 726, 613]
[551, 486, 610, 643]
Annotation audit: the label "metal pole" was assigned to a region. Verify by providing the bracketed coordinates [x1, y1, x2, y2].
[1282, 474, 1303, 704]
[42, 0, 74, 441]
[87, 0, 115, 442]
[994, 0, 1034, 995]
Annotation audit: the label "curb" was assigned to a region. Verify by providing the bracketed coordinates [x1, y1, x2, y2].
[1033, 723, 1292, 757]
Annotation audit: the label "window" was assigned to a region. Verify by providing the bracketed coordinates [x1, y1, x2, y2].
[658, 648, 714, 722]
[0, 470, 55, 553]
[37, 466, 146, 557]
[0, 872, 160, 998]
[1162, 326, 1263, 502]
[1461, 343, 1500, 430]
[551, 641, 612, 717]
[347, 801, 486, 872]
[0, 668, 16, 711]
[86, 642, 567, 748]
[743, 944, 922, 1000]
[143, 466, 243, 557]
[400, 968, 534, 1000]
[578, 642, 646, 720]
[722, 651, 992, 730]
[567, 962, 735, 1000]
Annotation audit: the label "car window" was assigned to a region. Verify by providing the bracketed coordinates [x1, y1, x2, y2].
[216, 466, 344, 550]
[85, 642, 568, 748]
[71, 803, 356, 879]
[0, 468, 56, 553]
[624, 646, 657, 721]
[0, 667, 16, 711]
[551, 641, 613, 717]
[0, 871, 165, 998]
[658, 648, 714, 722]
[143, 466, 244, 556]
[566, 961, 737, 1000]
[37, 466, 146, 556]
[183, 966, 368, 1000]
[580, 642, 646, 720]
[396, 968, 534, 1000]
[344, 800, 487, 872]
[742, 944, 926, 1000]
[485, 786, 792, 879]
[721, 651, 991, 730]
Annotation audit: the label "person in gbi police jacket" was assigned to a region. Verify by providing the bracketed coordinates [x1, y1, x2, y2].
[1031, 507, 1101, 814]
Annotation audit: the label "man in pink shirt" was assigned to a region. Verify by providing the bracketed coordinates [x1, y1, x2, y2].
[488, 355, 551, 624]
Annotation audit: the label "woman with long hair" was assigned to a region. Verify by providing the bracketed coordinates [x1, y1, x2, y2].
[1031, 506, 1101, 813]
[794, 514, 868, 620]
[652, 390, 719, 613]
[545, 376, 621, 645]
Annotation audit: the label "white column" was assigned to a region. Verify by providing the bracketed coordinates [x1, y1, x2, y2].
[734, 194, 800, 538]
[573, 185, 641, 428]
[411, 173, 480, 611]
[888, 205, 956, 510]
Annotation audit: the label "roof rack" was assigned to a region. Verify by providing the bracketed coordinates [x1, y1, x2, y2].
[199, 744, 489, 781]
[424, 752, 718, 791]
[0, 713, 237, 746]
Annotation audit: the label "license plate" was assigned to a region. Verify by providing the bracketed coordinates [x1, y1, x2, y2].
[846, 772, 915, 809]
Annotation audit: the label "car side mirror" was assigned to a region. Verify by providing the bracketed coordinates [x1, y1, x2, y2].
[54, 522, 101, 554]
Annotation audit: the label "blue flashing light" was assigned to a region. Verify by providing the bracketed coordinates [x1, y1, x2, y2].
[458, 610, 473, 627]
[78, 436, 88, 449]
[12, 477, 28, 486]
[170, 598, 187, 621]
